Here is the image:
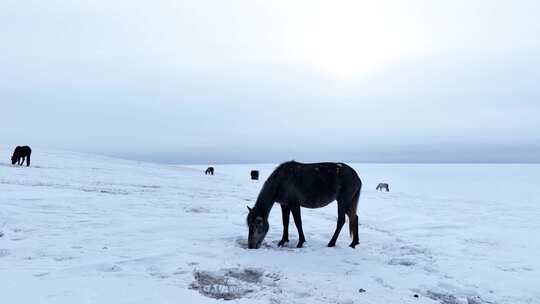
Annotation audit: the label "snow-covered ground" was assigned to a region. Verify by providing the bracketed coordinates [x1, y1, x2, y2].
[1, 148, 539, 304]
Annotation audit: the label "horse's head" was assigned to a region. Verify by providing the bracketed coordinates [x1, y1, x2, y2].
[11, 155, 17, 165]
[246, 206, 268, 249]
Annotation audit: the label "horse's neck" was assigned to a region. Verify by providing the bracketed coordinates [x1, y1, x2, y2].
[253, 178, 279, 218]
[254, 193, 275, 218]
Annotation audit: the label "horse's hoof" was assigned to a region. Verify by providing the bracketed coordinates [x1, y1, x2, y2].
[327, 242, 336, 247]
[296, 242, 304, 248]
[278, 240, 288, 247]
[349, 242, 359, 249]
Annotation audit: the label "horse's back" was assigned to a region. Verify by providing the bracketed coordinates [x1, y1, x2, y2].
[276, 161, 361, 207]
[13, 146, 31, 155]
[20, 146, 31, 155]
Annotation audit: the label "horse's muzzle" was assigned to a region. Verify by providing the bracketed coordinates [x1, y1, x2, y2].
[248, 241, 261, 249]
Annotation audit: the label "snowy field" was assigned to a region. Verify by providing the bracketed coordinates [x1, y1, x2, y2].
[1, 147, 539, 304]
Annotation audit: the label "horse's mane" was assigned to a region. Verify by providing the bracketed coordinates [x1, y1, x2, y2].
[253, 161, 297, 216]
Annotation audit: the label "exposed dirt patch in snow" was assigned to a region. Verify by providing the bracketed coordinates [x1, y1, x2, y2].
[424, 290, 496, 304]
[190, 267, 280, 300]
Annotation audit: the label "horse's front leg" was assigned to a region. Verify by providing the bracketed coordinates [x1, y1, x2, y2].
[19, 157, 24, 165]
[290, 204, 306, 248]
[278, 204, 290, 247]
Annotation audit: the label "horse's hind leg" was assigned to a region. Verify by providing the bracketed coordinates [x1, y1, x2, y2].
[348, 189, 360, 248]
[349, 213, 359, 248]
[290, 204, 305, 248]
[278, 204, 290, 247]
[328, 202, 346, 247]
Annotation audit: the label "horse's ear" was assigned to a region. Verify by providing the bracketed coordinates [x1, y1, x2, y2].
[246, 206, 252, 212]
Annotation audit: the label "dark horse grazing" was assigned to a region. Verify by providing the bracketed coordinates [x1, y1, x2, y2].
[376, 183, 389, 192]
[11, 146, 32, 166]
[205, 167, 214, 175]
[250, 170, 259, 180]
[246, 161, 362, 249]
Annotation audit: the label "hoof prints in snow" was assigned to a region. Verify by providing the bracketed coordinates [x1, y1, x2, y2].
[0, 179, 160, 195]
[184, 206, 211, 213]
[497, 266, 533, 273]
[388, 258, 416, 266]
[54, 255, 75, 262]
[235, 238, 249, 249]
[190, 267, 279, 300]
[97, 264, 123, 272]
[425, 291, 495, 304]
[386, 244, 433, 268]
[146, 266, 169, 279]
[0, 249, 10, 258]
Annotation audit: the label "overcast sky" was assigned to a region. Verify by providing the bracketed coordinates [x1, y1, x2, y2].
[1, 0, 539, 163]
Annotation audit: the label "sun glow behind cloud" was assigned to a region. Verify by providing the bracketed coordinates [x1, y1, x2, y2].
[2, 0, 539, 163]
[264, 1, 432, 79]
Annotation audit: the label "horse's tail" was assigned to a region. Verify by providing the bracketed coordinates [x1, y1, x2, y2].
[349, 185, 361, 239]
